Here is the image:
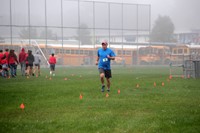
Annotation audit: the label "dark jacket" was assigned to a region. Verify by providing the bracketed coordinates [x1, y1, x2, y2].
[26, 51, 34, 64]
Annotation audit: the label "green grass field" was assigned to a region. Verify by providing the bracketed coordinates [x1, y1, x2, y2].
[0, 66, 200, 133]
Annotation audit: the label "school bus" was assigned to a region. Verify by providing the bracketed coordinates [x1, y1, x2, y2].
[138, 45, 171, 65]
[170, 44, 200, 64]
[1, 41, 199, 66]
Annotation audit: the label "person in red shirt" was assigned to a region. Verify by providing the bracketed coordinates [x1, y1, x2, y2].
[48, 53, 56, 77]
[19, 48, 26, 76]
[3, 48, 10, 76]
[0, 50, 4, 76]
[4, 48, 9, 60]
[1, 55, 9, 78]
[0, 50, 4, 73]
[8, 49, 19, 77]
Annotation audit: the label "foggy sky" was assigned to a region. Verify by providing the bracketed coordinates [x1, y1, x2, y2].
[84, 0, 200, 32]
[0, 0, 199, 33]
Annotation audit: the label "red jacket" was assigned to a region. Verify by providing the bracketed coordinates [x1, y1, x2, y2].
[0, 53, 4, 64]
[49, 56, 56, 64]
[1, 58, 7, 65]
[8, 53, 18, 64]
[4, 52, 9, 59]
[19, 48, 26, 63]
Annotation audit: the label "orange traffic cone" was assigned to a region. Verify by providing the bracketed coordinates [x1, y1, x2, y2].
[106, 93, 109, 97]
[154, 82, 156, 87]
[162, 82, 165, 86]
[20, 103, 25, 110]
[118, 89, 120, 94]
[79, 94, 83, 100]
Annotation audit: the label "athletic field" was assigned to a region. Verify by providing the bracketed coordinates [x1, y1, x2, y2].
[0, 66, 200, 133]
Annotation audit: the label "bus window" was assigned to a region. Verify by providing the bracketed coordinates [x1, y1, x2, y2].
[125, 50, 131, 55]
[139, 48, 145, 55]
[118, 50, 122, 55]
[174, 49, 177, 54]
[84, 50, 89, 55]
[153, 48, 158, 54]
[71, 50, 75, 54]
[60, 49, 64, 54]
[80, 50, 83, 55]
[184, 49, 188, 54]
[66, 49, 70, 54]
[164, 49, 171, 54]
[75, 50, 79, 54]
[178, 49, 183, 54]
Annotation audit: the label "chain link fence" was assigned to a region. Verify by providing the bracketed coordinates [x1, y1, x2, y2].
[0, 0, 151, 66]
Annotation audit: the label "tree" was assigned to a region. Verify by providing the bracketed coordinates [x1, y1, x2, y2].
[77, 23, 92, 45]
[150, 15, 175, 42]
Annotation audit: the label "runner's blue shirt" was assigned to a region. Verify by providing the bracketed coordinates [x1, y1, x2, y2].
[97, 48, 116, 70]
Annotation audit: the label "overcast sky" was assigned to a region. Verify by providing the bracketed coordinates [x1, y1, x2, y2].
[0, 0, 199, 34]
[83, 0, 200, 32]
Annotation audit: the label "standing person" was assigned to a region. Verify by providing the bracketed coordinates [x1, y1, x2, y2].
[4, 48, 9, 59]
[0, 50, 4, 75]
[8, 49, 19, 77]
[19, 48, 26, 76]
[96, 41, 116, 92]
[26, 50, 34, 76]
[13, 50, 18, 76]
[25, 52, 29, 76]
[33, 50, 41, 77]
[0, 50, 3, 61]
[3, 48, 10, 76]
[48, 53, 56, 77]
[1, 55, 9, 78]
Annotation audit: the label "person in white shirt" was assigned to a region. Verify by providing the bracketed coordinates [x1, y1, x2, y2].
[33, 50, 41, 77]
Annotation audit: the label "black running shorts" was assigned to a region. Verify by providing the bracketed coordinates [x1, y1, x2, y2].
[50, 64, 55, 71]
[98, 68, 112, 78]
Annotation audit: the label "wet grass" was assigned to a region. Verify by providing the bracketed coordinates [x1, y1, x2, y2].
[0, 66, 200, 133]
